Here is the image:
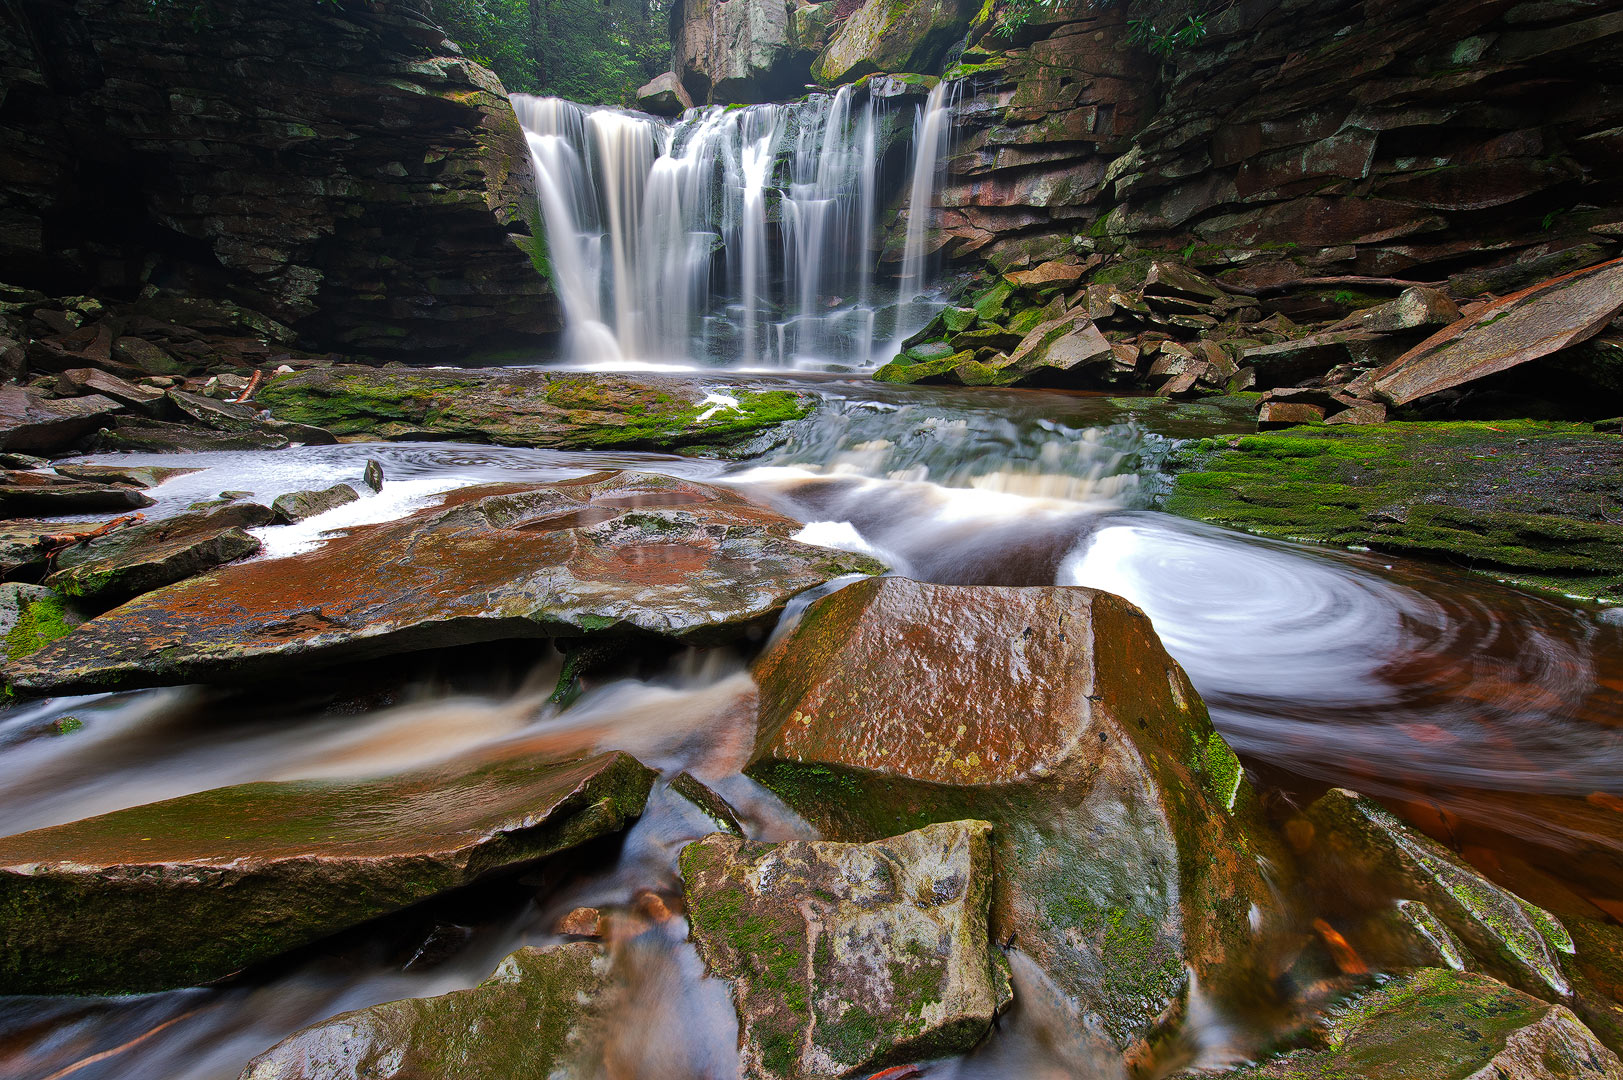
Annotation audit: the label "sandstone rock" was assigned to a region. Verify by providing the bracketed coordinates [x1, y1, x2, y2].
[636, 72, 694, 116]
[814, 0, 979, 84]
[4, 472, 884, 695]
[0, 751, 655, 994]
[363, 459, 385, 492]
[682, 821, 1008, 1078]
[1374, 259, 1623, 406]
[1333, 286, 1461, 334]
[0, 583, 80, 669]
[672, 0, 804, 104]
[240, 941, 614, 1080]
[112, 337, 185, 376]
[1304, 789, 1576, 1000]
[556, 907, 608, 938]
[0, 522, 81, 577]
[50, 464, 197, 489]
[55, 368, 167, 416]
[271, 483, 360, 525]
[94, 418, 291, 452]
[1004, 260, 1084, 289]
[44, 501, 273, 607]
[259, 367, 812, 454]
[0, 385, 121, 452]
[999, 314, 1113, 381]
[0, 474, 155, 516]
[746, 577, 1280, 1049]
[1222, 968, 1622, 1080]
[669, 771, 746, 836]
[1257, 401, 1326, 428]
[1240, 330, 1396, 389]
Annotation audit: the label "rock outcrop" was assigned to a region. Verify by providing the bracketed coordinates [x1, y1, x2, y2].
[0, 0, 556, 358]
[0, 750, 654, 994]
[3, 472, 885, 695]
[745, 576, 1282, 1051]
[670, 0, 814, 104]
[682, 821, 1008, 1079]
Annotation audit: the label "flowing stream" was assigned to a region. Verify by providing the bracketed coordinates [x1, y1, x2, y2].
[2, 377, 1621, 1079]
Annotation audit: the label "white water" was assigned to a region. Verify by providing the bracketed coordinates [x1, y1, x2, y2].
[514, 88, 952, 370]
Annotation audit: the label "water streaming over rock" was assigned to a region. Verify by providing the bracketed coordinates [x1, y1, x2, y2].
[513, 89, 952, 370]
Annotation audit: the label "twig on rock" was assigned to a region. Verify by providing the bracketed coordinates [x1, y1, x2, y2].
[38, 513, 145, 566]
[232, 369, 264, 403]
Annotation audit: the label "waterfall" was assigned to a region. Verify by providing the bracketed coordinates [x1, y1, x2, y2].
[514, 88, 951, 370]
[897, 82, 951, 305]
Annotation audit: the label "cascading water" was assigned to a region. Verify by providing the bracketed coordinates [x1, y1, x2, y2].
[513, 88, 951, 370]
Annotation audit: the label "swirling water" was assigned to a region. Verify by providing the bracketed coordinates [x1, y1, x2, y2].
[2, 377, 1620, 1079]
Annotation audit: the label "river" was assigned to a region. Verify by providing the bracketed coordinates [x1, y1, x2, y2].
[2, 374, 1620, 1079]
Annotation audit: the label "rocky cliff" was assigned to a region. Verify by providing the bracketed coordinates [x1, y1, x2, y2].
[0, 0, 557, 359]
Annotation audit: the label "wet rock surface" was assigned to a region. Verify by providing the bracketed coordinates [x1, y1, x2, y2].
[682, 820, 1008, 1079]
[44, 501, 273, 607]
[745, 576, 1280, 1050]
[3, 472, 884, 694]
[271, 484, 359, 525]
[1218, 968, 1623, 1080]
[240, 941, 614, 1080]
[258, 366, 815, 454]
[1165, 421, 1623, 600]
[0, 750, 655, 994]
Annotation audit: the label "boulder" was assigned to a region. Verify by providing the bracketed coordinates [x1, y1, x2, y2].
[672, 0, 805, 104]
[55, 368, 168, 416]
[0, 583, 80, 669]
[0, 750, 655, 994]
[745, 577, 1280, 1050]
[815, 0, 979, 84]
[682, 821, 1009, 1079]
[1000, 314, 1113, 381]
[4, 472, 885, 695]
[258, 367, 813, 455]
[1221, 968, 1622, 1080]
[636, 72, 694, 116]
[44, 501, 273, 606]
[1374, 259, 1623, 406]
[271, 483, 360, 525]
[1303, 789, 1575, 1001]
[0, 385, 121, 452]
[1331, 286, 1461, 334]
[240, 941, 614, 1080]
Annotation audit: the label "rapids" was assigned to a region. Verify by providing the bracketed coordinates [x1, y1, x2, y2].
[2, 377, 1621, 1079]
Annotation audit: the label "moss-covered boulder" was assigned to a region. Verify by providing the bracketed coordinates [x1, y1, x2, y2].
[1303, 789, 1575, 1002]
[258, 366, 812, 456]
[44, 500, 272, 607]
[1164, 422, 1623, 600]
[4, 472, 885, 695]
[682, 820, 1009, 1079]
[240, 941, 614, 1080]
[0, 583, 81, 670]
[814, 0, 980, 83]
[744, 576, 1282, 1051]
[0, 751, 654, 994]
[1219, 968, 1622, 1080]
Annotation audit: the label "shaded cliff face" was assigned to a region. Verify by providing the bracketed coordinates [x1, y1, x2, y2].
[933, 0, 1623, 305]
[0, 0, 557, 359]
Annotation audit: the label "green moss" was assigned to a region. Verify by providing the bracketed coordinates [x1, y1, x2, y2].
[1191, 730, 1242, 811]
[6, 594, 75, 661]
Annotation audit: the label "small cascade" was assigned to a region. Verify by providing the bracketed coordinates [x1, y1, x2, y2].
[896, 81, 952, 305]
[514, 88, 952, 370]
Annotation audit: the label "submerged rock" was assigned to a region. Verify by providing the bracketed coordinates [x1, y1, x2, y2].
[1219, 968, 1622, 1080]
[1164, 421, 1623, 600]
[240, 941, 614, 1080]
[258, 366, 812, 455]
[5, 472, 884, 694]
[0, 750, 655, 994]
[745, 576, 1280, 1050]
[44, 501, 273, 607]
[682, 821, 1009, 1079]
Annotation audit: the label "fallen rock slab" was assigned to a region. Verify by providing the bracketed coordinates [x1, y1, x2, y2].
[0, 473, 155, 516]
[271, 483, 359, 525]
[95, 418, 291, 452]
[1374, 258, 1623, 406]
[0, 750, 655, 994]
[0, 386, 122, 452]
[50, 463, 198, 488]
[258, 366, 813, 454]
[1222, 968, 1622, 1080]
[746, 576, 1281, 1050]
[5, 471, 884, 695]
[240, 941, 614, 1080]
[682, 821, 1008, 1079]
[44, 501, 273, 606]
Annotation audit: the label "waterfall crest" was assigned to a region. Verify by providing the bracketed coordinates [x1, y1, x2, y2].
[514, 88, 953, 370]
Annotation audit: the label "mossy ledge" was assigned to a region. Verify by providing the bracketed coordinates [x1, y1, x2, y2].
[1162, 421, 1623, 601]
[258, 366, 814, 455]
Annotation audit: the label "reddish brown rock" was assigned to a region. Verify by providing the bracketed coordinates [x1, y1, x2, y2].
[0, 385, 121, 452]
[1258, 401, 1327, 428]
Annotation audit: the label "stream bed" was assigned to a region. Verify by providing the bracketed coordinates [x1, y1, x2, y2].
[2, 375, 1620, 1080]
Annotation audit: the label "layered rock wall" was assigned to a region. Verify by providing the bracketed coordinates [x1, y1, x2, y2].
[0, 0, 557, 358]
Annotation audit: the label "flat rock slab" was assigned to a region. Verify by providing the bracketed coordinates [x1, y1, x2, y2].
[745, 576, 1279, 1050]
[241, 941, 613, 1080]
[0, 750, 655, 994]
[5, 471, 884, 695]
[0, 385, 121, 451]
[1164, 420, 1623, 600]
[50, 463, 198, 488]
[1374, 258, 1623, 406]
[44, 501, 273, 606]
[257, 366, 814, 454]
[0, 474, 155, 516]
[1225, 968, 1623, 1080]
[682, 821, 1008, 1080]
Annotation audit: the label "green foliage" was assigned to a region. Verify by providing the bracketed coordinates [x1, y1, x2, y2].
[1126, 12, 1207, 55]
[992, 0, 1212, 52]
[432, 0, 673, 106]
